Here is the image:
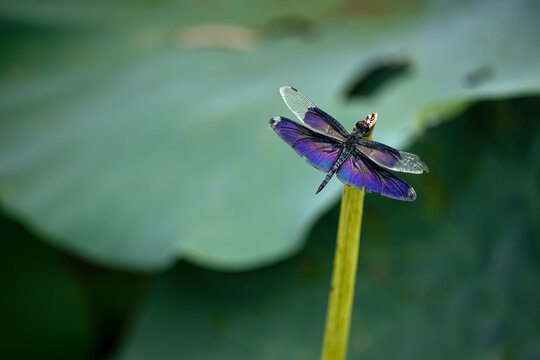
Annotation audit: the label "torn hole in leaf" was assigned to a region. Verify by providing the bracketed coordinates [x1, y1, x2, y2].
[465, 65, 494, 87]
[345, 58, 411, 99]
[263, 16, 316, 39]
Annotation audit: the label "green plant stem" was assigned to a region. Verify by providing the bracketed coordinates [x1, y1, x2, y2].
[321, 129, 373, 360]
[321, 185, 365, 360]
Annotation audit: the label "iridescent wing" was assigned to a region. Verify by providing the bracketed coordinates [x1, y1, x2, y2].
[269, 116, 343, 172]
[280, 86, 349, 141]
[337, 150, 416, 201]
[355, 140, 429, 174]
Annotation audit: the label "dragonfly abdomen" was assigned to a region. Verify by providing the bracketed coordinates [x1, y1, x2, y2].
[316, 149, 351, 194]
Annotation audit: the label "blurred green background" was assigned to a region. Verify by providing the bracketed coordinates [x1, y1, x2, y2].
[1, 0, 539, 359]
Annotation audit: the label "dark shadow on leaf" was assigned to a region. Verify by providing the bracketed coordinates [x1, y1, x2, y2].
[345, 57, 411, 99]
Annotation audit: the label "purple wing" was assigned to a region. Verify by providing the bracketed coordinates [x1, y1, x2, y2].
[337, 150, 416, 201]
[280, 86, 348, 141]
[269, 116, 342, 172]
[355, 140, 429, 174]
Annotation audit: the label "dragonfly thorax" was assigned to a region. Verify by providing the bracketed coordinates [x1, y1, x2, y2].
[352, 120, 371, 137]
[345, 132, 362, 149]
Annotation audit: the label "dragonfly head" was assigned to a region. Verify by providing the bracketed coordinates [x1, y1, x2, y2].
[354, 112, 377, 138]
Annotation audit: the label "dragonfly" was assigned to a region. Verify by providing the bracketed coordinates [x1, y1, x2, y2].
[269, 86, 429, 201]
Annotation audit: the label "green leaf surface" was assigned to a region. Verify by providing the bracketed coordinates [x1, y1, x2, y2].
[115, 97, 540, 359]
[1, 0, 539, 270]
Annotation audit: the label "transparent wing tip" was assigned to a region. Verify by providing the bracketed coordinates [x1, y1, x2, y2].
[269, 116, 282, 129]
[279, 85, 296, 97]
[407, 187, 417, 201]
[399, 151, 429, 174]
